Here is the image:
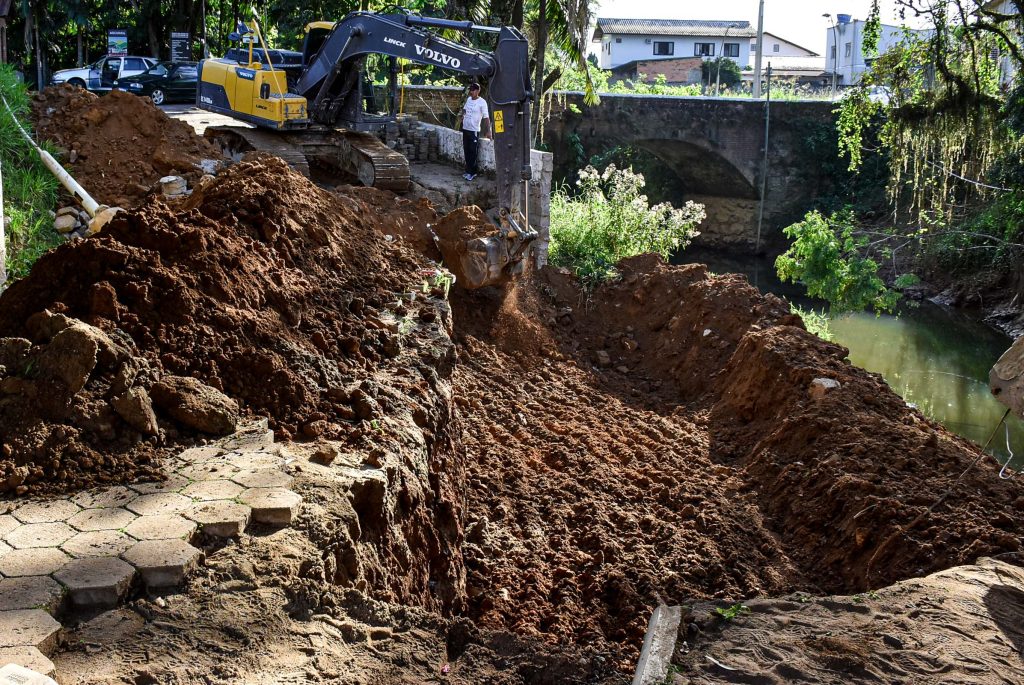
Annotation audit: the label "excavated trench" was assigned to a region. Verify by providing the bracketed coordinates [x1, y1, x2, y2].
[7, 86, 1022, 681]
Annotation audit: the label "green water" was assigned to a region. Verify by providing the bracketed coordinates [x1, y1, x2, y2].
[680, 250, 1023, 472]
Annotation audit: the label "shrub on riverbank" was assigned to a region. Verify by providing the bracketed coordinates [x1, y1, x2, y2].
[549, 164, 704, 286]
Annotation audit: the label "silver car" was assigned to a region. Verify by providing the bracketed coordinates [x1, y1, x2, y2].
[50, 56, 157, 93]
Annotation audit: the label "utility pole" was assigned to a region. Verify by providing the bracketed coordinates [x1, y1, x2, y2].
[824, 14, 838, 99]
[752, 0, 765, 98]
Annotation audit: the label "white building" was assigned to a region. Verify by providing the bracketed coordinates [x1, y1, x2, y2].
[824, 14, 924, 85]
[752, 32, 819, 59]
[593, 18, 756, 71]
[982, 0, 1020, 87]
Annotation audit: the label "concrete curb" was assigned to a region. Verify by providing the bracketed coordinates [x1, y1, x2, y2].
[632, 604, 682, 685]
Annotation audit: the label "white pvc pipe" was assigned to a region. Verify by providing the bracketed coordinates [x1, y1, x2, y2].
[0, 92, 102, 217]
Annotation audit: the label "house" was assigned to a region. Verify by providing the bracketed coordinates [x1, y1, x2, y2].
[593, 18, 756, 71]
[824, 14, 926, 85]
[609, 57, 704, 86]
[744, 31, 825, 85]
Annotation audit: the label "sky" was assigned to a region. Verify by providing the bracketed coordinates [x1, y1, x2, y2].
[589, 1, 916, 56]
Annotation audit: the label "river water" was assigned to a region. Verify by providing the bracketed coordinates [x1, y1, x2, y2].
[678, 250, 1024, 472]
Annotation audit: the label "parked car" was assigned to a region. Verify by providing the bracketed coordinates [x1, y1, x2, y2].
[114, 61, 199, 105]
[50, 55, 157, 93]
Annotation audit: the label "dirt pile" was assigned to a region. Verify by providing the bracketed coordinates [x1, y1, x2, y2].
[30, 85, 220, 208]
[450, 256, 1023, 672]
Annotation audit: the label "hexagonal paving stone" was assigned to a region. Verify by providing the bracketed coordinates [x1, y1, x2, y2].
[61, 530, 136, 558]
[176, 461, 240, 482]
[187, 501, 251, 538]
[5, 523, 75, 550]
[122, 539, 202, 588]
[67, 507, 137, 532]
[0, 540, 12, 558]
[0, 648, 57, 678]
[175, 446, 223, 464]
[129, 474, 190, 495]
[0, 609, 61, 654]
[181, 479, 244, 502]
[71, 486, 136, 510]
[231, 469, 293, 489]
[0, 577, 65, 613]
[54, 557, 136, 609]
[220, 429, 274, 452]
[0, 548, 71, 578]
[0, 516, 19, 537]
[237, 488, 302, 525]
[225, 451, 285, 470]
[11, 499, 81, 524]
[125, 493, 192, 517]
[124, 515, 197, 541]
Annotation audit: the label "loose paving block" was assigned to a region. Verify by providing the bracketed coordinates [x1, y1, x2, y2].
[175, 446, 222, 464]
[125, 493, 192, 517]
[5, 523, 75, 550]
[176, 462, 240, 482]
[129, 474, 190, 495]
[231, 470, 293, 489]
[71, 486, 135, 510]
[0, 609, 61, 654]
[220, 429, 274, 452]
[0, 518, 18, 537]
[122, 540, 202, 588]
[225, 451, 286, 470]
[124, 515, 196, 541]
[61, 530, 135, 558]
[0, 577, 65, 613]
[67, 507, 137, 532]
[0, 549, 71, 578]
[0, 648, 57, 679]
[11, 500, 81, 525]
[186, 501, 251, 538]
[238, 488, 302, 525]
[181, 479, 244, 502]
[53, 557, 135, 609]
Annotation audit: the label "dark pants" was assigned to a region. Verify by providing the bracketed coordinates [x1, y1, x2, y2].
[462, 129, 479, 175]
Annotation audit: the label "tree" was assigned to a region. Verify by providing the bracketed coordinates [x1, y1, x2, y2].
[701, 57, 741, 92]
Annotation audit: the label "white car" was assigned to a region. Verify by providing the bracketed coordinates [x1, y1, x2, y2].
[50, 56, 157, 93]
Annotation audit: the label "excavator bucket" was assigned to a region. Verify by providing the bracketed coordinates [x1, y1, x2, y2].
[433, 206, 536, 289]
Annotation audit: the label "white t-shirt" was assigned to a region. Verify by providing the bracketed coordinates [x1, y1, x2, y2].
[462, 96, 489, 132]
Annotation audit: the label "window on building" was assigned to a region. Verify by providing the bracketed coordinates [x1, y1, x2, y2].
[773, 43, 780, 52]
[723, 42, 739, 57]
[654, 41, 675, 56]
[831, 45, 836, 61]
[693, 42, 713, 57]
[845, 42, 852, 57]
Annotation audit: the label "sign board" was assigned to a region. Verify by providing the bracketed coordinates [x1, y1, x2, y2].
[107, 29, 128, 56]
[170, 31, 190, 61]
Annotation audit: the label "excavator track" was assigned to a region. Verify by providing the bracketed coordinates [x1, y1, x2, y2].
[204, 126, 409, 192]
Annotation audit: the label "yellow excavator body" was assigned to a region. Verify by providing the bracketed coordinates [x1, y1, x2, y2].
[198, 59, 307, 129]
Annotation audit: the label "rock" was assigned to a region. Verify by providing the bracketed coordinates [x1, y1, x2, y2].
[159, 176, 188, 197]
[53, 214, 79, 234]
[809, 377, 841, 400]
[311, 444, 339, 465]
[111, 387, 159, 435]
[615, 365, 629, 374]
[595, 350, 611, 368]
[35, 325, 100, 394]
[25, 310, 76, 343]
[622, 338, 639, 352]
[0, 339, 31, 370]
[56, 206, 80, 218]
[150, 375, 239, 435]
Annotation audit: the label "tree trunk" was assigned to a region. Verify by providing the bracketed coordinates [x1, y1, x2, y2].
[512, 0, 524, 29]
[147, 14, 160, 58]
[530, 0, 548, 146]
[77, 26, 83, 66]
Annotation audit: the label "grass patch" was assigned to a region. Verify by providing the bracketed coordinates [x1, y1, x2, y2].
[791, 304, 833, 341]
[549, 164, 704, 287]
[1, 64, 61, 284]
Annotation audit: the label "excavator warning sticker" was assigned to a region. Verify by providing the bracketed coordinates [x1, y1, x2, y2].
[493, 110, 504, 134]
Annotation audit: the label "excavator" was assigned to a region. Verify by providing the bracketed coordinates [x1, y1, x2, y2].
[196, 9, 536, 289]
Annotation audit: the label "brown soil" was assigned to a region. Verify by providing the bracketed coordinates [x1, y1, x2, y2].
[448, 257, 1024, 672]
[0, 156, 454, 495]
[30, 85, 220, 208]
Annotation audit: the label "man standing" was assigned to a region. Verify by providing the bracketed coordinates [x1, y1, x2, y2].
[460, 82, 490, 181]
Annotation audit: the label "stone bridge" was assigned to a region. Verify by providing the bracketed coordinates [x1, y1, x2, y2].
[400, 86, 838, 249]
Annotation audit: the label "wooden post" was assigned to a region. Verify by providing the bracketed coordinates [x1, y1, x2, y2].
[0, 17, 7, 64]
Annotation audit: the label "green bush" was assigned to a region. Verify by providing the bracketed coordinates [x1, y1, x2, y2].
[549, 164, 705, 286]
[775, 209, 900, 314]
[790, 304, 833, 341]
[0, 65, 61, 283]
